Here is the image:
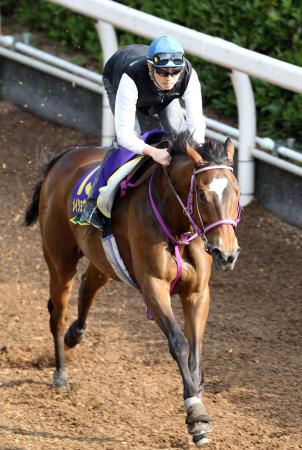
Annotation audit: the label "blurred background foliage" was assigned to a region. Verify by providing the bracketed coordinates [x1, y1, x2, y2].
[1, 0, 301, 145]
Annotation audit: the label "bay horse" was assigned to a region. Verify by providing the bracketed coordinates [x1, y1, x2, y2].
[24, 132, 241, 447]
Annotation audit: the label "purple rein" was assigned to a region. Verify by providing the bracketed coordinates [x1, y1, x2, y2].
[148, 164, 243, 294]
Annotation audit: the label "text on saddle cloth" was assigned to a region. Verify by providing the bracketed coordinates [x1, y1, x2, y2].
[71, 129, 167, 218]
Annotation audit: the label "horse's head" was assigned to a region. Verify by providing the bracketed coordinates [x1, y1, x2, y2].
[170, 133, 241, 271]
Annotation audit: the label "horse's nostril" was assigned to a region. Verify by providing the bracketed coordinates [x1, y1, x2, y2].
[211, 248, 228, 264]
[227, 255, 235, 264]
[211, 247, 238, 265]
[211, 248, 222, 258]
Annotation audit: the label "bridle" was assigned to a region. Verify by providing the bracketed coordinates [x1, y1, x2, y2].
[187, 164, 242, 235]
[148, 163, 243, 292]
[149, 163, 242, 244]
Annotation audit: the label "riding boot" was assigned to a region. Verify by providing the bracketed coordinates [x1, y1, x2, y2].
[80, 141, 119, 230]
[81, 197, 106, 230]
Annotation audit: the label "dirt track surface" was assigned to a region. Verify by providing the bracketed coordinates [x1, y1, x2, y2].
[0, 100, 301, 450]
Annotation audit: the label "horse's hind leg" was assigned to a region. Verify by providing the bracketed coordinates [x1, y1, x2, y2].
[47, 260, 78, 389]
[64, 263, 109, 349]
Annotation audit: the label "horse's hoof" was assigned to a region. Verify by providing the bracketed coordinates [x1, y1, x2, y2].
[52, 369, 69, 390]
[64, 321, 86, 348]
[186, 402, 212, 436]
[188, 421, 212, 436]
[193, 433, 210, 447]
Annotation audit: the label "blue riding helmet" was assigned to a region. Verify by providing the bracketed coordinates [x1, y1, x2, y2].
[147, 36, 185, 68]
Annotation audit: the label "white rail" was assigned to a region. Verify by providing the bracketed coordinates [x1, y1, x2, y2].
[0, 44, 103, 94]
[251, 149, 302, 177]
[0, 36, 102, 83]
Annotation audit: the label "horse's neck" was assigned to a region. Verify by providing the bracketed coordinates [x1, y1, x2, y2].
[152, 159, 193, 236]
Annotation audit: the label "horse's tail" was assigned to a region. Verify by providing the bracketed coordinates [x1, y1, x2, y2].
[24, 149, 72, 226]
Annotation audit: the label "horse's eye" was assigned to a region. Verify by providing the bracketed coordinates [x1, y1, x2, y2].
[199, 191, 207, 203]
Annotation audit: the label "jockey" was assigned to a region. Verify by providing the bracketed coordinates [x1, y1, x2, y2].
[81, 35, 206, 229]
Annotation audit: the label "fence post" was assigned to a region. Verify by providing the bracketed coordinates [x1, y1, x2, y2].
[95, 20, 118, 146]
[230, 70, 256, 206]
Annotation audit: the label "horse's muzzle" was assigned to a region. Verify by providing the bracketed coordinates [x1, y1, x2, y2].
[207, 244, 241, 271]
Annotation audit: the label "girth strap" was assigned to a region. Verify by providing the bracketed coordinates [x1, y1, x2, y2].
[120, 158, 157, 197]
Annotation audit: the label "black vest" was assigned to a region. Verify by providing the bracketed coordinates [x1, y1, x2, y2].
[103, 44, 192, 116]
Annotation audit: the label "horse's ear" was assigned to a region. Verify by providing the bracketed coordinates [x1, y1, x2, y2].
[186, 143, 204, 165]
[225, 138, 235, 164]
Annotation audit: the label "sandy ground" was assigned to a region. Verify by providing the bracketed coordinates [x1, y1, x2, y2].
[0, 100, 301, 450]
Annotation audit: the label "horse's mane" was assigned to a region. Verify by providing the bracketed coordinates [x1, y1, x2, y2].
[168, 130, 229, 164]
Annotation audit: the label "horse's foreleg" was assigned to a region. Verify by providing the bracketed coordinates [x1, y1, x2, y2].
[142, 280, 198, 402]
[180, 287, 212, 445]
[64, 263, 109, 348]
[143, 281, 211, 445]
[49, 269, 76, 389]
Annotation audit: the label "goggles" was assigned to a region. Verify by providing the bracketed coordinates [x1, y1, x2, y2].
[151, 52, 184, 67]
[155, 67, 183, 77]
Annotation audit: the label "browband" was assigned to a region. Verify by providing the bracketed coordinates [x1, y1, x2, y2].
[194, 165, 233, 174]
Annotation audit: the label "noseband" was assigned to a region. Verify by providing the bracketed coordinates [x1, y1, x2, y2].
[148, 163, 243, 293]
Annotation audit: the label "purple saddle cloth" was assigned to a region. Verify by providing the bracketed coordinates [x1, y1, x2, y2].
[71, 129, 166, 215]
